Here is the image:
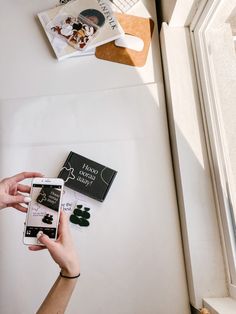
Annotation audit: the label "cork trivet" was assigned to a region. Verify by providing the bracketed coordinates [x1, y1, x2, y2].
[95, 13, 154, 67]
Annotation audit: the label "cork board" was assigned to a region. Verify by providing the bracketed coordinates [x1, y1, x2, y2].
[95, 13, 154, 67]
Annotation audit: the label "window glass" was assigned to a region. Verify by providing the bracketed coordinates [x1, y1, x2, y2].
[193, 0, 236, 286]
[204, 0, 236, 220]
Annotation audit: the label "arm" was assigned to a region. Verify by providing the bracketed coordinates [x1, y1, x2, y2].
[29, 211, 80, 314]
[35, 275, 78, 314]
[0, 172, 79, 313]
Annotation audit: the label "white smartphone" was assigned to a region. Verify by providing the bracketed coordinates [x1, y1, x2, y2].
[23, 177, 64, 246]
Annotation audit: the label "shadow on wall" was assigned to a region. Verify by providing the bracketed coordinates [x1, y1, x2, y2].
[155, 0, 164, 30]
[191, 305, 200, 314]
[155, 0, 177, 29]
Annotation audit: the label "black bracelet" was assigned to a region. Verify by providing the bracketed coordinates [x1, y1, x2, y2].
[60, 271, 80, 279]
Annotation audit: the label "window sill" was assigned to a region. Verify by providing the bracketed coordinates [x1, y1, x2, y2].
[204, 297, 236, 314]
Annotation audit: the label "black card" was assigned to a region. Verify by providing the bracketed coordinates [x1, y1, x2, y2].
[58, 151, 117, 202]
[36, 187, 61, 211]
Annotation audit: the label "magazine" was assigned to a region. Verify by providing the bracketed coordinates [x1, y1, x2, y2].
[50, 0, 124, 50]
[38, 5, 95, 61]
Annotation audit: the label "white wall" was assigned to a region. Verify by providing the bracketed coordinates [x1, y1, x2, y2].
[158, 0, 205, 26]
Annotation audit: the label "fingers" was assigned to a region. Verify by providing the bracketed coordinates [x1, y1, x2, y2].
[28, 245, 47, 251]
[58, 210, 69, 236]
[11, 203, 28, 213]
[28, 232, 55, 251]
[17, 184, 31, 194]
[5, 193, 31, 205]
[37, 233, 55, 250]
[7, 172, 44, 184]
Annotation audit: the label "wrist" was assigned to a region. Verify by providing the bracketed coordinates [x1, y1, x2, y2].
[60, 271, 80, 279]
[61, 262, 80, 277]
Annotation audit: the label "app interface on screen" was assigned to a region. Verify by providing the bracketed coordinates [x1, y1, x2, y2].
[25, 184, 62, 239]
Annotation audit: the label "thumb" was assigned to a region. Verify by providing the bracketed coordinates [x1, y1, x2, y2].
[37, 232, 55, 250]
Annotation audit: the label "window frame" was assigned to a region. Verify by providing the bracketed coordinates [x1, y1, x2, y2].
[190, 0, 236, 292]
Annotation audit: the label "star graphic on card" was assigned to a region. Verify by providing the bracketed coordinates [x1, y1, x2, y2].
[61, 162, 76, 183]
[37, 191, 47, 203]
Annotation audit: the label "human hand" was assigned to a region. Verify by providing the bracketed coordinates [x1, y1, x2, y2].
[29, 211, 80, 277]
[0, 172, 43, 212]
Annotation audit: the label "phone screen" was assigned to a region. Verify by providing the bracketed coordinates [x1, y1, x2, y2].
[25, 183, 63, 239]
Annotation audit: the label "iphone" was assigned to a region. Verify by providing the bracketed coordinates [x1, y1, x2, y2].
[23, 177, 64, 245]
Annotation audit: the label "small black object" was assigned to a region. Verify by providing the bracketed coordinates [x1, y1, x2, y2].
[59, 0, 72, 5]
[70, 214, 78, 224]
[73, 208, 90, 219]
[60, 271, 80, 279]
[78, 217, 90, 227]
[73, 208, 83, 216]
[70, 214, 90, 227]
[73, 22, 82, 31]
[81, 211, 90, 219]
[69, 203, 91, 227]
[42, 214, 53, 225]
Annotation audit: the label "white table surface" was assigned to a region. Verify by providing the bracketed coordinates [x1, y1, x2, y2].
[0, 83, 190, 314]
[0, 1, 190, 313]
[0, 0, 162, 99]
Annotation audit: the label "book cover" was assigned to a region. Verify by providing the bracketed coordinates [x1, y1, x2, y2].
[58, 151, 117, 202]
[56, 0, 124, 49]
[38, 6, 95, 60]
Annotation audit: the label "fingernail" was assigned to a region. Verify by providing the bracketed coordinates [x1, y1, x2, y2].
[24, 197, 31, 203]
[37, 231, 44, 239]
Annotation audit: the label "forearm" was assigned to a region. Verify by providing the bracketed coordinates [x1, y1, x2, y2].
[36, 275, 78, 314]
